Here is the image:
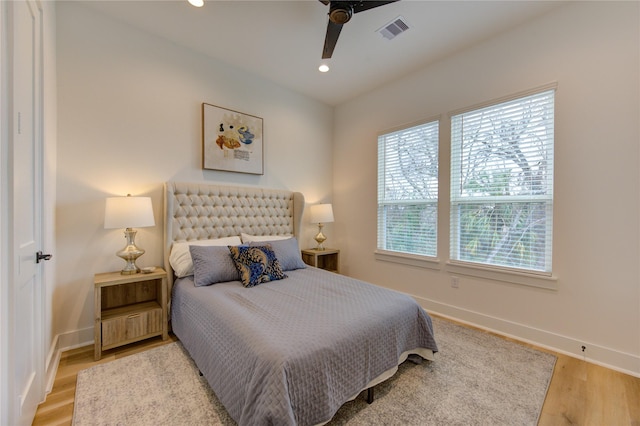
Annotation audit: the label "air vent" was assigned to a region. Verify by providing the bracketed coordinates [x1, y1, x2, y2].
[377, 16, 409, 40]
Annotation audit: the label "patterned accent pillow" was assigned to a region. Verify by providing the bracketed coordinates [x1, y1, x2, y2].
[228, 245, 287, 287]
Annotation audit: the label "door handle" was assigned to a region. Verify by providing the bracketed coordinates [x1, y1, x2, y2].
[36, 251, 52, 263]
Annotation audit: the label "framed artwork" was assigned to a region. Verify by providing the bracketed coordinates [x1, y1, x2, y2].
[202, 103, 264, 175]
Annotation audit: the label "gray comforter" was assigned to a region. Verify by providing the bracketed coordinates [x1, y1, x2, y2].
[171, 267, 438, 425]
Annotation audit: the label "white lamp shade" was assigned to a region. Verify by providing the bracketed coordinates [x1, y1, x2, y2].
[104, 196, 155, 229]
[309, 204, 334, 224]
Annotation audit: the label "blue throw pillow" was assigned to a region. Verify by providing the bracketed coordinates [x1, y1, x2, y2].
[228, 245, 287, 287]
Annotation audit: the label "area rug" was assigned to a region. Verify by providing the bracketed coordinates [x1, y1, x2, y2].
[72, 317, 556, 425]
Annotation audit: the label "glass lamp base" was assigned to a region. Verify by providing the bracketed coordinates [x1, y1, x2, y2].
[116, 228, 145, 274]
[314, 223, 327, 251]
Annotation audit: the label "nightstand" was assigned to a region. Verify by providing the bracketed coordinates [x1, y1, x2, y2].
[301, 248, 340, 273]
[94, 268, 168, 360]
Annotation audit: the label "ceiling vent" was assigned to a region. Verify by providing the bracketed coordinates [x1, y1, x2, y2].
[377, 16, 409, 40]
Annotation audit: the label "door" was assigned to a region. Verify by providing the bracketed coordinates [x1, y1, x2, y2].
[7, 0, 46, 424]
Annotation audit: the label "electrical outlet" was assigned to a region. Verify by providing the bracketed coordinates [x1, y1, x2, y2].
[451, 276, 459, 288]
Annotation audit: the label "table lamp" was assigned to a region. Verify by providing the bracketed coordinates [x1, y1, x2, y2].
[104, 195, 155, 274]
[310, 203, 334, 251]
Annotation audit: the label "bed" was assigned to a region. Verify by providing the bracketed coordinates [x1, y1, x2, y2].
[163, 182, 438, 426]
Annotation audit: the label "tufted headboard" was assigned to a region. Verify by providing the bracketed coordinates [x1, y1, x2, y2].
[163, 182, 305, 292]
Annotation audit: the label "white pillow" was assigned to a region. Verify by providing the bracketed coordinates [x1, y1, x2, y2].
[241, 233, 292, 243]
[169, 236, 242, 277]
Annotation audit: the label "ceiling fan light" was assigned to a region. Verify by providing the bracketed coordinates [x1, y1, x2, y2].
[329, 3, 353, 24]
[319, 64, 330, 73]
[188, 0, 204, 7]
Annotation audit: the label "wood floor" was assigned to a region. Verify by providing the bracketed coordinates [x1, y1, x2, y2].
[33, 324, 640, 426]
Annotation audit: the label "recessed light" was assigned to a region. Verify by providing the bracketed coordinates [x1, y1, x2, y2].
[188, 0, 204, 7]
[318, 64, 330, 73]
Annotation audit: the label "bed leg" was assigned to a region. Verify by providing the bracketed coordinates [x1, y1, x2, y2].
[366, 388, 374, 404]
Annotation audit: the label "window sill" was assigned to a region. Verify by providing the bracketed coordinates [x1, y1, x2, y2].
[374, 250, 440, 270]
[445, 261, 558, 290]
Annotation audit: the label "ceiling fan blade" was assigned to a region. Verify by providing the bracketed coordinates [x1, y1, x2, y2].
[352, 0, 399, 14]
[322, 20, 343, 59]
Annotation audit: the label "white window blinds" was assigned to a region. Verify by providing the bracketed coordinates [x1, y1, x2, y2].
[378, 120, 439, 257]
[450, 89, 555, 273]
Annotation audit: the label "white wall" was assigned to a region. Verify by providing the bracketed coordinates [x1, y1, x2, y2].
[333, 2, 640, 375]
[54, 3, 333, 344]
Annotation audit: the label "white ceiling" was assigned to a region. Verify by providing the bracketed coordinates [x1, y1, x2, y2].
[81, 0, 565, 106]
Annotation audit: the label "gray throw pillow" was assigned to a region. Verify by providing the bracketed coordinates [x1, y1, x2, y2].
[249, 237, 307, 271]
[189, 245, 240, 286]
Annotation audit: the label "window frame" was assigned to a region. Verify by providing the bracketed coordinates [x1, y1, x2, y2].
[448, 84, 557, 281]
[373, 84, 559, 288]
[376, 117, 440, 267]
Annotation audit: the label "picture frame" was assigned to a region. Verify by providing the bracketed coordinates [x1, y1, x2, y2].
[202, 103, 264, 175]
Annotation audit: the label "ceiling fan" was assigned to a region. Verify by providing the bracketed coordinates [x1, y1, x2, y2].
[320, 0, 399, 59]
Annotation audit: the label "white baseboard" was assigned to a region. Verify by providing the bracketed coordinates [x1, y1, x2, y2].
[44, 335, 60, 395]
[414, 295, 640, 379]
[44, 327, 94, 394]
[56, 326, 94, 352]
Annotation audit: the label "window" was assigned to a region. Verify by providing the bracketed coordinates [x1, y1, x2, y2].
[450, 89, 554, 273]
[377, 120, 439, 257]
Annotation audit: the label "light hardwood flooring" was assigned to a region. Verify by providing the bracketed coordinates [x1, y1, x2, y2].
[33, 322, 640, 426]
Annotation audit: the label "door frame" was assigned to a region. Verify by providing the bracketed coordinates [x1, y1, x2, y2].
[1, 1, 8, 422]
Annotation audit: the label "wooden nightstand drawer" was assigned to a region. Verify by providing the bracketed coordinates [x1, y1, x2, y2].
[101, 302, 162, 349]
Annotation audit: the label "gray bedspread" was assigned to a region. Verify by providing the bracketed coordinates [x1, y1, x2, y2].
[171, 267, 438, 426]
